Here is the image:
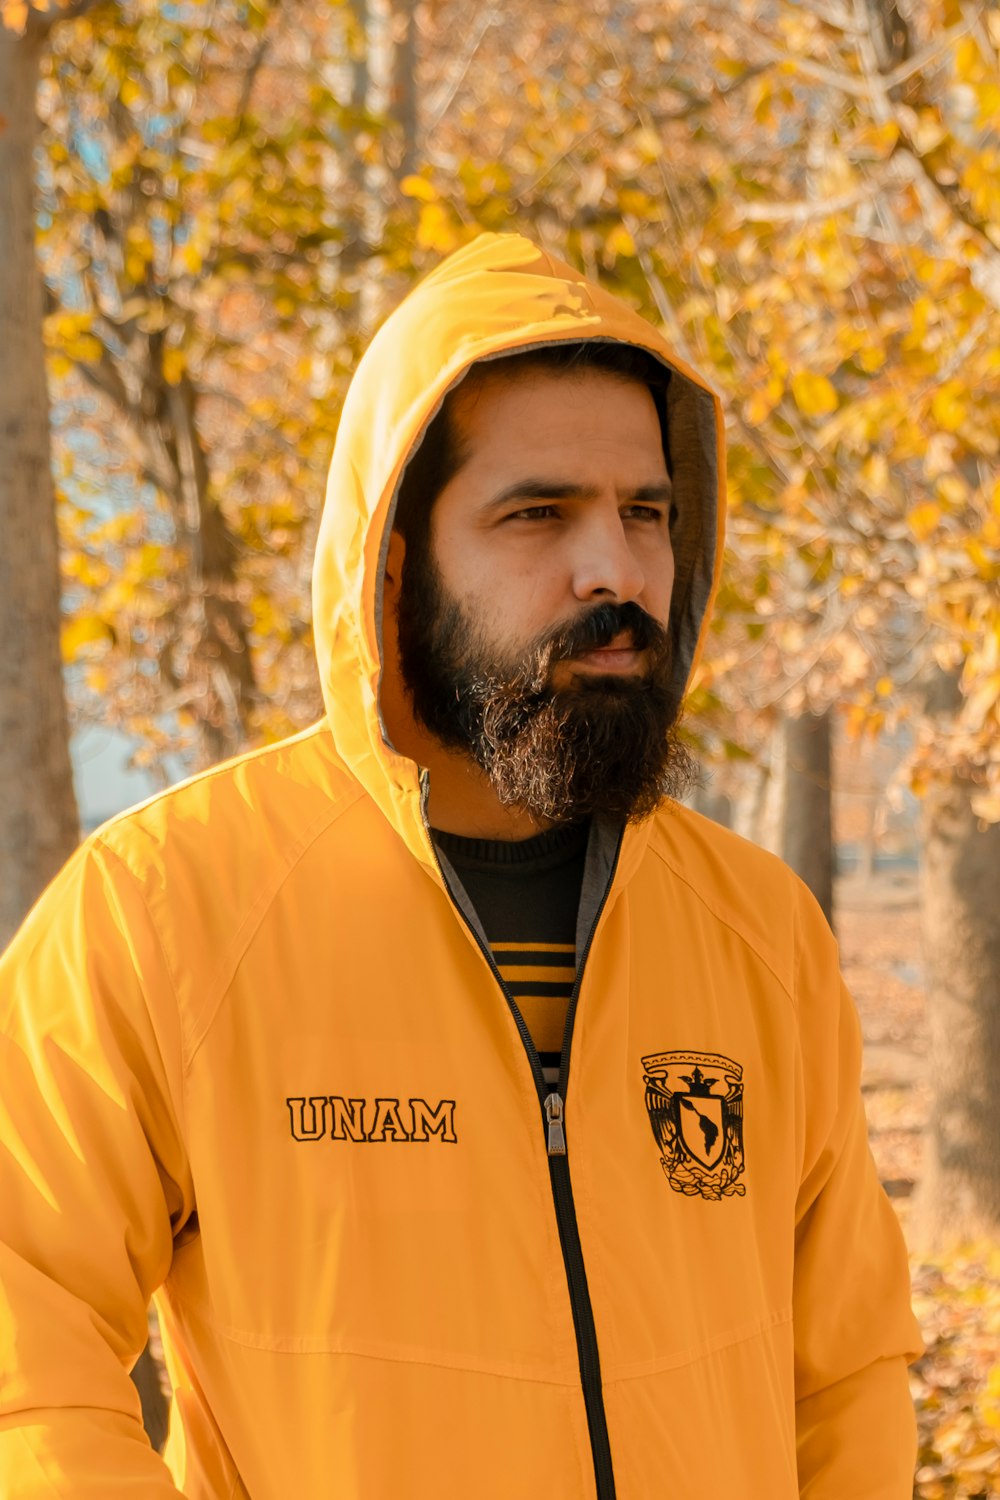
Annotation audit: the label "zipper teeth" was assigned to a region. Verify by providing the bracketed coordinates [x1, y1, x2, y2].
[550, 1158, 616, 1499]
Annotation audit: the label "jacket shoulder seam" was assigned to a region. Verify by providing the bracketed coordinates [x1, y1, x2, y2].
[95, 783, 365, 1069]
[185, 787, 365, 1068]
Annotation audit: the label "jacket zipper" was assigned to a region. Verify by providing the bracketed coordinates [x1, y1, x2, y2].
[543, 829, 623, 1500]
[425, 808, 622, 1500]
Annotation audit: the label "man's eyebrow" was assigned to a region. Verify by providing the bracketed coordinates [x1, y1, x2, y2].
[481, 479, 673, 512]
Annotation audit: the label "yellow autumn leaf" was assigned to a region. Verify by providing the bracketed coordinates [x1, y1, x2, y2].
[857, 344, 886, 374]
[876, 677, 893, 698]
[954, 35, 984, 82]
[605, 223, 636, 259]
[400, 175, 437, 203]
[89, 511, 140, 546]
[1, 0, 30, 32]
[858, 120, 900, 158]
[790, 372, 838, 417]
[61, 614, 114, 662]
[965, 538, 999, 579]
[936, 473, 968, 506]
[631, 126, 660, 161]
[976, 83, 1000, 129]
[618, 188, 653, 217]
[62, 553, 111, 589]
[416, 202, 459, 254]
[931, 383, 968, 432]
[745, 378, 782, 427]
[64, 333, 103, 363]
[908, 502, 942, 541]
[136, 543, 167, 579]
[753, 80, 774, 127]
[162, 346, 186, 385]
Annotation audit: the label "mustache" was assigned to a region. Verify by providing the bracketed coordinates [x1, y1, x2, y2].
[535, 601, 669, 672]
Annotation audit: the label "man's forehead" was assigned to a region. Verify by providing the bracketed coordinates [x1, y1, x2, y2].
[447, 367, 667, 482]
[453, 357, 651, 413]
[453, 363, 662, 441]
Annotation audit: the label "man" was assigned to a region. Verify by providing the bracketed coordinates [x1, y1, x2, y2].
[0, 233, 920, 1497]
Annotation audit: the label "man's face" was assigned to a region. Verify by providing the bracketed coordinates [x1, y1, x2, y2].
[395, 366, 694, 823]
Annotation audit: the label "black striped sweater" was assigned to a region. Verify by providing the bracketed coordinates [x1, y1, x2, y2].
[430, 821, 588, 1085]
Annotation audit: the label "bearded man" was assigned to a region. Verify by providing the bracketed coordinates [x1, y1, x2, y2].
[0, 235, 920, 1499]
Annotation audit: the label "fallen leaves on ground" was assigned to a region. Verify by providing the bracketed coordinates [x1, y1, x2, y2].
[909, 1248, 1000, 1499]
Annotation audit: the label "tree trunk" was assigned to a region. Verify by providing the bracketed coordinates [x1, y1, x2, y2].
[781, 708, 835, 930]
[162, 373, 255, 767]
[0, 24, 79, 948]
[755, 727, 785, 856]
[909, 775, 1000, 1249]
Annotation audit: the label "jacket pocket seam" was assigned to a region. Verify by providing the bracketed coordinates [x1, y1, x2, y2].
[168, 1285, 581, 1387]
[602, 1305, 793, 1386]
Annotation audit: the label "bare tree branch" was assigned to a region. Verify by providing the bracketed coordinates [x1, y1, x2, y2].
[424, 4, 499, 134]
[233, 27, 272, 135]
[727, 12, 972, 103]
[735, 190, 868, 224]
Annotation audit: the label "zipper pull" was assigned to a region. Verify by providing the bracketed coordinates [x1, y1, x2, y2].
[544, 1092, 567, 1155]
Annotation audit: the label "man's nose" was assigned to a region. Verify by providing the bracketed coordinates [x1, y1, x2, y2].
[570, 511, 645, 604]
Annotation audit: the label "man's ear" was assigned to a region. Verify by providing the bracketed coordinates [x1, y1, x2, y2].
[384, 529, 405, 590]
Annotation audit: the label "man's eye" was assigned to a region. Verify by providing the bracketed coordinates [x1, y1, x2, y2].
[510, 505, 558, 520]
[624, 505, 666, 522]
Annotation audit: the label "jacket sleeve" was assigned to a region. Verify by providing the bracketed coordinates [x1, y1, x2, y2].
[791, 885, 922, 1499]
[0, 837, 192, 1496]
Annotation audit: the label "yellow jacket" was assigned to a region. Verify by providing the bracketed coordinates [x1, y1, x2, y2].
[0, 235, 920, 1498]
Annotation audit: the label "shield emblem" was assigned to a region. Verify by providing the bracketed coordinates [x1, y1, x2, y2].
[676, 1093, 724, 1168]
[641, 1050, 747, 1201]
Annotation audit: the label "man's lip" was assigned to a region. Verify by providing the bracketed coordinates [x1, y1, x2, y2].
[573, 631, 635, 656]
[563, 636, 645, 674]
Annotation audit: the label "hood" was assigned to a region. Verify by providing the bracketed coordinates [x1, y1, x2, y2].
[311, 232, 726, 866]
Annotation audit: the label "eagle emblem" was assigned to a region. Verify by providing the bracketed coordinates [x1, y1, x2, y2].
[641, 1051, 746, 1200]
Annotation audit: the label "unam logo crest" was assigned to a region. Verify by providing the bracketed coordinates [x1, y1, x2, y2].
[641, 1050, 746, 1200]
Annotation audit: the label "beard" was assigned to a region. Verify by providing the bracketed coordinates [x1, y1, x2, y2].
[395, 543, 696, 826]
